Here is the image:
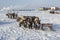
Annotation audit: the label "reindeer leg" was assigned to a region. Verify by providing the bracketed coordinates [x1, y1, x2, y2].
[11, 15, 12, 19]
[12, 15, 14, 19]
[24, 24, 27, 28]
[49, 26, 53, 31]
[16, 14, 18, 18]
[19, 22, 21, 27]
[29, 23, 32, 29]
[8, 15, 9, 18]
[34, 24, 37, 30]
[37, 24, 40, 30]
[24, 22, 27, 28]
[41, 24, 44, 30]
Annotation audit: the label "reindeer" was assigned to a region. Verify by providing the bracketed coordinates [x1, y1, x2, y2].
[6, 13, 18, 19]
[41, 23, 53, 31]
[33, 17, 41, 30]
[6, 13, 11, 18]
[17, 16, 27, 27]
[25, 16, 33, 29]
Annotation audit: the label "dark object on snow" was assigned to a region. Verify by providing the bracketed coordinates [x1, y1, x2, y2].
[33, 17, 41, 30]
[49, 11, 55, 14]
[41, 23, 53, 31]
[16, 16, 41, 30]
[6, 13, 18, 19]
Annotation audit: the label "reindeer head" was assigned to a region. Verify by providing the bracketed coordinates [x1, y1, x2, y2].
[6, 14, 9, 16]
[16, 17, 21, 22]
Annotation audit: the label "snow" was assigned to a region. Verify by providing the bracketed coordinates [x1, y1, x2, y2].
[0, 9, 60, 40]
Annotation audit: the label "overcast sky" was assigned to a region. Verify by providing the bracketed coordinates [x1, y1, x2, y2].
[0, 0, 60, 8]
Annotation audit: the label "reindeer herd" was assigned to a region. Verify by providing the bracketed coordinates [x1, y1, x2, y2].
[6, 13, 53, 31]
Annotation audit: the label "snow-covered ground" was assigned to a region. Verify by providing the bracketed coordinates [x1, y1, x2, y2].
[0, 10, 60, 40]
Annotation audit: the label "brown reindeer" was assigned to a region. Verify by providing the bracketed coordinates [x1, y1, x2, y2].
[17, 16, 27, 27]
[25, 16, 33, 29]
[6, 13, 18, 19]
[41, 23, 53, 31]
[6, 13, 11, 18]
[33, 17, 41, 30]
